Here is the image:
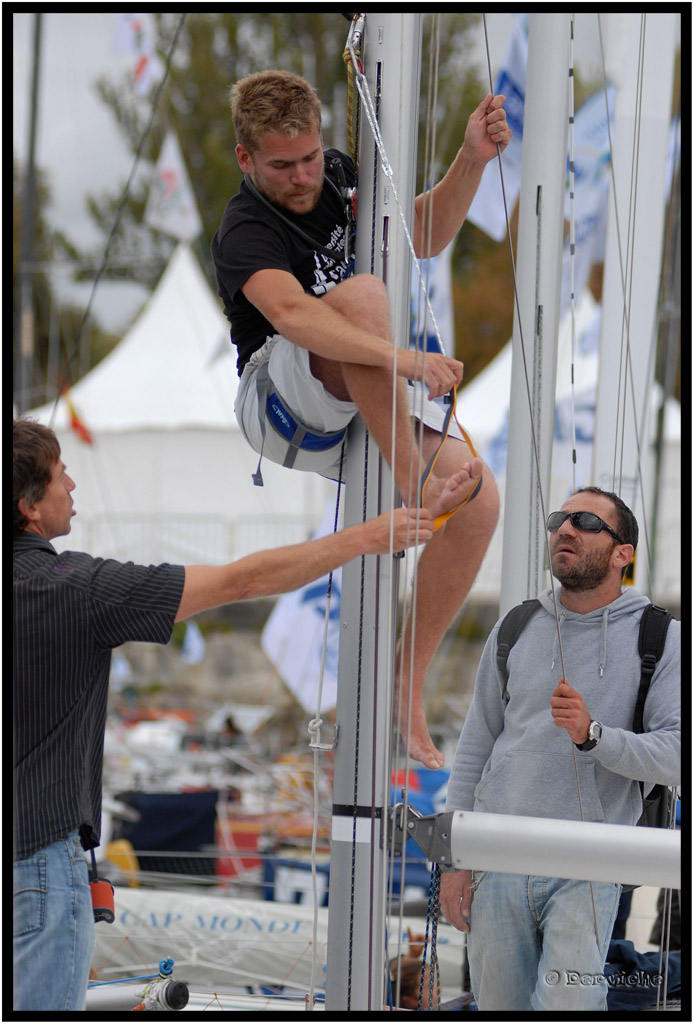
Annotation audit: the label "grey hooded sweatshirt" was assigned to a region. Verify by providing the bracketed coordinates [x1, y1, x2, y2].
[445, 589, 680, 826]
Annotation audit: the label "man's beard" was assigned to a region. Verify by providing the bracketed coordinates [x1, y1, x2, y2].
[254, 168, 324, 215]
[551, 544, 615, 592]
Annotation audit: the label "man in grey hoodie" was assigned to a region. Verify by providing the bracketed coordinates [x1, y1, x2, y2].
[439, 486, 680, 1012]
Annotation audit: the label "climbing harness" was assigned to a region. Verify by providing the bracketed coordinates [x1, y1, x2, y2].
[251, 361, 347, 486]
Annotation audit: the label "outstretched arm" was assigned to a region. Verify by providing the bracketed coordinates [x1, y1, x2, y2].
[414, 93, 511, 257]
[175, 506, 433, 621]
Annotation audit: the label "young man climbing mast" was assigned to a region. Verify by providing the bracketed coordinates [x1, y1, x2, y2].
[212, 69, 512, 769]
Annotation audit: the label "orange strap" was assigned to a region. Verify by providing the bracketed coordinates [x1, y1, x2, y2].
[419, 388, 483, 531]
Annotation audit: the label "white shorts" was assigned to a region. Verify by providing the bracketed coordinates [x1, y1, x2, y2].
[235, 334, 464, 481]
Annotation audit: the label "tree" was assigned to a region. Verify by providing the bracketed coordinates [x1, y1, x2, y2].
[65, 13, 515, 376]
[13, 157, 119, 410]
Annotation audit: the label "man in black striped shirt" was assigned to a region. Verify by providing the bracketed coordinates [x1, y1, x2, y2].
[13, 419, 432, 1011]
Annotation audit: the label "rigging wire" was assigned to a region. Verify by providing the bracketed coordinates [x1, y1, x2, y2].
[480, 12, 601, 944]
[49, 13, 189, 428]
[330, 11, 677, 1003]
[390, 17, 444, 1002]
[615, 16, 647, 494]
[480, 15, 569, 679]
[345, 15, 449, 1005]
[595, 13, 657, 597]
[568, 16, 578, 493]
[483, 12, 678, 974]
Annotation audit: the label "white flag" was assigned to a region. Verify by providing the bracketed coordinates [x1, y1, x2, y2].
[560, 86, 615, 317]
[261, 498, 341, 714]
[467, 13, 528, 241]
[111, 13, 158, 96]
[145, 132, 203, 242]
[410, 242, 455, 357]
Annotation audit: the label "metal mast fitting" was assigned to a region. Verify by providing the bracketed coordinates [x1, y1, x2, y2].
[393, 806, 681, 891]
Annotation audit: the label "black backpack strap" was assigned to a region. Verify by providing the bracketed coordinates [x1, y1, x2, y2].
[496, 599, 542, 703]
[633, 604, 673, 734]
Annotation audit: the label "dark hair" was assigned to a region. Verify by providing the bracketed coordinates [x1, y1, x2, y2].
[389, 955, 434, 1009]
[13, 419, 61, 534]
[573, 486, 639, 550]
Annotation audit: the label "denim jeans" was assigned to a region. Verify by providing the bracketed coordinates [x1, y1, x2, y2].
[468, 872, 621, 1011]
[13, 832, 95, 1011]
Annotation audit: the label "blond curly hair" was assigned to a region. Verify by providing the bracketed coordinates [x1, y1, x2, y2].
[230, 70, 322, 153]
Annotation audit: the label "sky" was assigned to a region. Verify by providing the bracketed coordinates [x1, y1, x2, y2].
[13, 12, 615, 334]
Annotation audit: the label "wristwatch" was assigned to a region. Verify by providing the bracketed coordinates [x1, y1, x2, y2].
[576, 720, 602, 751]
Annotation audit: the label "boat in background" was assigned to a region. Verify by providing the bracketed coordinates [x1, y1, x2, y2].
[87, 887, 465, 1009]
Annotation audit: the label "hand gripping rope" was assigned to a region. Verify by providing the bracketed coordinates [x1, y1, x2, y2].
[346, 17, 483, 532]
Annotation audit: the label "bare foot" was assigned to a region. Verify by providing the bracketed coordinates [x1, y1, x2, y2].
[423, 458, 483, 522]
[395, 692, 445, 770]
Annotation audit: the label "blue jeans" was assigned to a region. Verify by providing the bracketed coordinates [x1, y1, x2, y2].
[13, 832, 95, 1011]
[468, 872, 621, 1011]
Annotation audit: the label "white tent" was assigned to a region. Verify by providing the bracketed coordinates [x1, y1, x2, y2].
[29, 244, 334, 565]
[459, 291, 681, 605]
[24, 259, 679, 604]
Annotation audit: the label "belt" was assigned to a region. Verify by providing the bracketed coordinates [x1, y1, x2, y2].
[252, 361, 346, 485]
[267, 391, 347, 453]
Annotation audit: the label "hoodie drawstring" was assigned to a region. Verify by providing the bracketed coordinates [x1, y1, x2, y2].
[599, 607, 609, 677]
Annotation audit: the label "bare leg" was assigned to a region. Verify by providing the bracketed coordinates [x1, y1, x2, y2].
[313, 276, 480, 514]
[395, 432, 500, 768]
[312, 276, 498, 766]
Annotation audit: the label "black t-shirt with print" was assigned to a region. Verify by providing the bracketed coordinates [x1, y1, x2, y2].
[212, 149, 356, 375]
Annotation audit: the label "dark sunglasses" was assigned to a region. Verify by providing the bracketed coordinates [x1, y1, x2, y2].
[547, 510, 625, 545]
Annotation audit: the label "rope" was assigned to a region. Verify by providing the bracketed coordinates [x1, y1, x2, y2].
[342, 16, 364, 167]
[417, 865, 442, 1010]
[346, 33, 449, 360]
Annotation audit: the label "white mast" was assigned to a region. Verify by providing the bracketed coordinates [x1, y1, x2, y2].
[325, 13, 421, 1012]
[499, 14, 572, 614]
[591, 13, 678, 596]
